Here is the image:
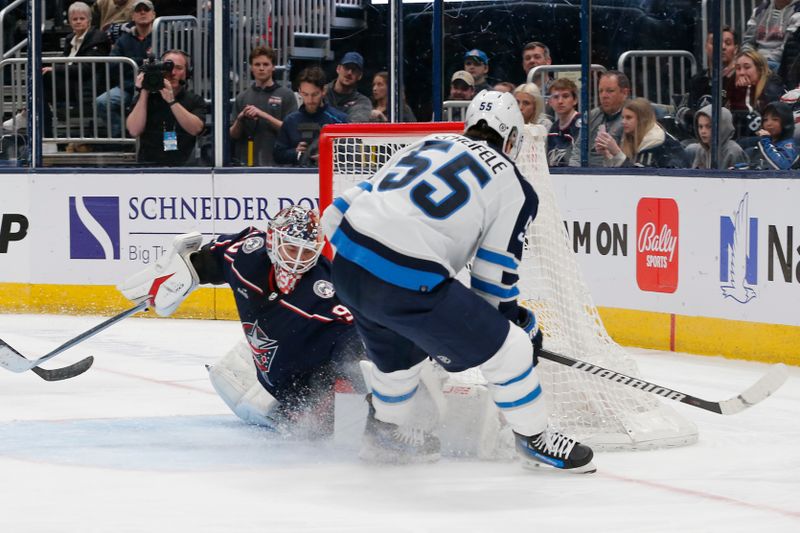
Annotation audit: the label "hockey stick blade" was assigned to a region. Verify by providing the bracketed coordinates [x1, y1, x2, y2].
[539, 348, 789, 415]
[31, 356, 95, 381]
[0, 340, 94, 381]
[0, 301, 148, 374]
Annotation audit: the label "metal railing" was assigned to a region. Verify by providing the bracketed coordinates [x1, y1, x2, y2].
[152, 16, 209, 102]
[527, 64, 607, 110]
[701, 0, 758, 68]
[0, 56, 138, 147]
[0, 0, 42, 60]
[617, 50, 697, 106]
[274, 0, 332, 65]
[216, 0, 278, 93]
[442, 100, 469, 122]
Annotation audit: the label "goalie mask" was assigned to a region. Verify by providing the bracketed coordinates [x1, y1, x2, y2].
[266, 206, 323, 294]
[465, 90, 525, 160]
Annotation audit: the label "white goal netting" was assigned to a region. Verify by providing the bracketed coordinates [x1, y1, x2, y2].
[320, 123, 698, 450]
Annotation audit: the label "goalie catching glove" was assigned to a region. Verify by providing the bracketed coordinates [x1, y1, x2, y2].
[117, 232, 203, 316]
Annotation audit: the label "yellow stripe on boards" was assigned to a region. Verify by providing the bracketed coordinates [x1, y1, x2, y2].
[0, 283, 238, 320]
[1, 283, 797, 366]
[599, 307, 800, 366]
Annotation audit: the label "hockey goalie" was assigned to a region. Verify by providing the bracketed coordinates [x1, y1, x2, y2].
[117, 205, 521, 462]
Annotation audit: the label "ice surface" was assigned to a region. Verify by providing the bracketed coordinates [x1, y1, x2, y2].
[0, 313, 798, 532]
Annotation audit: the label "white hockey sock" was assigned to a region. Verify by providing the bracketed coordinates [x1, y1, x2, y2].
[480, 325, 548, 437]
[361, 359, 425, 426]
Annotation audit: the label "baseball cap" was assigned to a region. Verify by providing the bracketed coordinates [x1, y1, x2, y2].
[451, 70, 475, 87]
[134, 0, 154, 10]
[339, 51, 364, 70]
[464, 49, 489, 64]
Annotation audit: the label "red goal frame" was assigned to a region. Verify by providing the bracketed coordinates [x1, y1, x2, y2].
[318, 122, 464, 213]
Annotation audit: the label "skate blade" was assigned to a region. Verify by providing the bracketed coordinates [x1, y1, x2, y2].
[520, 457, 597, 474]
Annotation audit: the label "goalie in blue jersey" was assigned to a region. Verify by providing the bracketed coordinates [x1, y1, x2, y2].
[118, 206, 364, 437]
[322, 90, 596, 473]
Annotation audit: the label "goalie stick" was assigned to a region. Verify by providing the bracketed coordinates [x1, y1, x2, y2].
[539, 348, 789, 415]
[0, 301, 149, 374]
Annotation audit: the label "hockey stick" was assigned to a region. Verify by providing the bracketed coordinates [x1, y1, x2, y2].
[538, 348, 789, 415]
[0, 301, 149, 374]
[30, 356, 95, 382]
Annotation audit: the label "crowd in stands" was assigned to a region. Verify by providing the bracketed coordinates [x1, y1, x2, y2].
[7, 0, 800, 170]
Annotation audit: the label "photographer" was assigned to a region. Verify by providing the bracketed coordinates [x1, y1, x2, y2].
[274, 66, 348, 167]
[126, 49, 207, 166]
[96, 0, 155, 138]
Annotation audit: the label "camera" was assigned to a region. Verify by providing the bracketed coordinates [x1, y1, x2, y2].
[141, 57, 174, 92]
[297, 123, 321, 167]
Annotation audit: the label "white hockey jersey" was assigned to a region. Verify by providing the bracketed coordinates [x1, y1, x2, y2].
[322, 133, 538, 313]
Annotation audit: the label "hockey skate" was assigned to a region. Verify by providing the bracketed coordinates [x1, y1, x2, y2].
[514, 429, 596, 474]
[360, 395, 441, 464]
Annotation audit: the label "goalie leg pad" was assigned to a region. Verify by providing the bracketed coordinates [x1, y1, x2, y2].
[480, 324, 548, 437]
[360, 359, 425, 426]
[208, 341, 280, 428]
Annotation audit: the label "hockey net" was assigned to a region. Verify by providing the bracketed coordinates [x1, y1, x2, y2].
[319, 122, 697, 451]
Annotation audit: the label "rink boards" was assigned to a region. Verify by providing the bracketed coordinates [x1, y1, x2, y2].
[0, 169, 798, 365]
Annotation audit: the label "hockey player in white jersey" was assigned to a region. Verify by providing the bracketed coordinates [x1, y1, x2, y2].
[322, 90, 596, 473]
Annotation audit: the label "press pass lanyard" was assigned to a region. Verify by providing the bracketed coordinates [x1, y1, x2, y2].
[163, 120, 178, 152]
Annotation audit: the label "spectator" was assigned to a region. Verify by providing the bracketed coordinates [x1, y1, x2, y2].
[40, 2, 111, 139]
[463, 49, 491, 92]
[546, 78, 581, 167]
[596, 98, 688, 168]
[521, 41, 552, 89]
[493, 81, 516, 93]
[369, 71, 416, 122]
[92, 0, 135, 41]
[692, 105, 748, 169]
[229, 46, 297, 166]
[687, 26, 739, 110]
[513, 82, 552, 131]
[96, 0, 155, 138]
[728, 49, 785, 138]
[324, 51, 372, 123]
[742, 0, 800, 72]
[568, 70, 630, 167]
[274, 66, 348, 167]
[125, 49, 207, 165]
[750, 101, 798, 169]
[448, 70, 475, 101]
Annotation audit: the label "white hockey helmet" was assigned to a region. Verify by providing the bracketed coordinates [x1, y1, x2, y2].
[266, 205, 323, 274]
[464, 89, 525, 160]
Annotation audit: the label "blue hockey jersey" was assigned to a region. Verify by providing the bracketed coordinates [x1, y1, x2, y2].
[192, 227, 355, 403]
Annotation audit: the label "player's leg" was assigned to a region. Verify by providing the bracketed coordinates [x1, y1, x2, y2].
[332, 256, 441, 462]
[479, 324, 594, 473]
[410, 282, 594, 472]
[335, 255, 594, 471]
[348, 309, 441, 463]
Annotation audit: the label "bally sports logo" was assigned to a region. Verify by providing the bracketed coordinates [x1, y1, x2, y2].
[636, 198, 679, 293]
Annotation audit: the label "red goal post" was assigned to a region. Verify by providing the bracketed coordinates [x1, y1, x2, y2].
[319, 122, 464, 214]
